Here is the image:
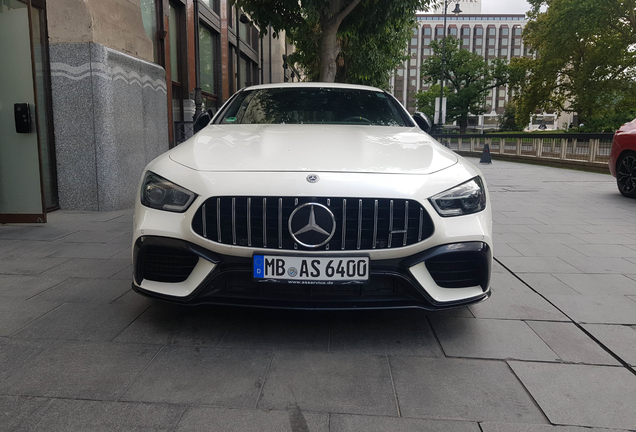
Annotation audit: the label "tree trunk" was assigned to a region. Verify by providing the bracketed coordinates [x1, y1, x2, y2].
[319, 21, 340, 82]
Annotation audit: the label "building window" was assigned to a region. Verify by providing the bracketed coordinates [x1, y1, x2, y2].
[397, 69, 404, 77]
[488, 28, 495, 36]
[475, 48, 482, 55]
[499, 89, 506, 97]
[422, 48, 430, 56]
[424, 27, 431, 35]
[198, 24, 218, 110]
[475, 38, 482, 45]
[488, 48, 495, 56]
[436, 27, 444, 35]
[396, 90, 403, 98]
[410, 48, 417, 57]
[514, 38, 521, 46]
[409, 68, 417, 76]
[488, 38, 495, 46]
[475, 28, 483, 36]
[411, 38, 418, 46]
[515, 27, 522, 36]
[462, 27, 470, 35]
[513, 48, 521, 56]
[462, 38, 469, 46]
[410, 79, 416, 87]
[424, 37, 431, 45]
[449, 27, 457, 36]
[201, 0, 220, 14]
[501, 28, 509, 35]
[501, 38, 508, 46]
[500, 48, 508, 56]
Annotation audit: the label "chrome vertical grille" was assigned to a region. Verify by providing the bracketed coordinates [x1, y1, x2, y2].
[192, 196, 434, 251]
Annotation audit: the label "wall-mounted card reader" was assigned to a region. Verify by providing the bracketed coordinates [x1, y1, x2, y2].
[14, 103, 32, 134]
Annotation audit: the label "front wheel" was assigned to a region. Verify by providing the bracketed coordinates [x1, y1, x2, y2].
[617, 152, 636, 198]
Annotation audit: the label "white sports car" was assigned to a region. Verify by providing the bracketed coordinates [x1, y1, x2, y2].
[132, 83, 492, 310]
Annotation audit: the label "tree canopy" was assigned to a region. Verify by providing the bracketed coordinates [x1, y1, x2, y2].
[232, 0, 433, 86]
[416, 37, 510, 133]
[511, 0, 636, 131]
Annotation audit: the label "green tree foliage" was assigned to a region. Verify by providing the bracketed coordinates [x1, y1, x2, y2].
[498, 102, 523, 132]
[417, 37, 509, 133]
[232, 0, 433, 85]
[512, 0, 636, 131]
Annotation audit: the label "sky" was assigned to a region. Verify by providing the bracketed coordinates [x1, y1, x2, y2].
[481, 0, 533, 14]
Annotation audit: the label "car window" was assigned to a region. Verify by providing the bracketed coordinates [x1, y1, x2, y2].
[217, 87, 411, 127]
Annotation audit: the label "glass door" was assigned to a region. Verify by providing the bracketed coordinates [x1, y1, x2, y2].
[0, 0, 56, 222]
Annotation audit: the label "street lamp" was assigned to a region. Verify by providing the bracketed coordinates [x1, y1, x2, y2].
[437, 1, 462, 134]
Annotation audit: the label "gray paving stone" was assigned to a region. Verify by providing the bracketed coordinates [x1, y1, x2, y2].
[390, 357, 546, 423]
[46, 242, 128, 259]
[122, 346, 272, 407]
[571, 233, 636, 245]
[553, 274, 636, 296]
[39, 258, 130, 279]
[0, 240, 62, 259]
[0, 396, 50, 432]
[14, 301, 150, 342]
[57, 230, 130, 244]
[492, 224, 539, 234]
[32, 277, 131, 304]
[469, 288, 567, 321]
[19, 398, 186, 432]
[518, 233, 585, 245]
[509, 361, 636, 430]
[558, 255, 636, 274]
[220, 309, 330, 351]
[0, 257, 69, 276]
[568, 244, 636, 258]
[258, 351, 396, 416]
[527, 321, 619, 366]
[547, 295, 636, 324]
[492, 243, 523, 257]
[520, 274, 581, 297]
[114, 303, 231, 346]
[0, 299, 61, 336]
[0, 226, 77, 241]
[480, 422, 627, 432]
[0, 339, 56, 381]
[430, 317, 559, 361]
[329, 309, 442, 356]
[508, 243, 585, 258]
[581, 324, 636, 367]
[0, 340, 160, 400]
[522, 224, 589, 234]
[0, 275, 67, 299]
[330, 414, 480, 432]
[109, 264, 133, 280]
[175, 407, 328, 432]
[496, 256, 580, 274]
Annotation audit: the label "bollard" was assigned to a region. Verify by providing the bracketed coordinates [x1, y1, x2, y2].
[480, 143, 492, 164]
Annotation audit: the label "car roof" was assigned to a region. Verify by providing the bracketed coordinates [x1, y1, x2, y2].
[244, 82, 385, 92]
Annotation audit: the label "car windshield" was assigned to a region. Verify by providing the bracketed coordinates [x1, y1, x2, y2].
[217, 87, 411, 127]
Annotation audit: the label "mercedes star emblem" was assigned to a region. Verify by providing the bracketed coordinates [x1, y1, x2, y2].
[306, 174, 319, 183]
[288, 203, 336, 248]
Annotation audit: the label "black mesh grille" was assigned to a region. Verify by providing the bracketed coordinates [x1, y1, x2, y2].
[425, 252, 485, 288]
[192, 197, 434, 251]
[138, 246, 199, 283]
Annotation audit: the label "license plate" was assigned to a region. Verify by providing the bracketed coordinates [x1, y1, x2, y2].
[253, 255, 369, 284]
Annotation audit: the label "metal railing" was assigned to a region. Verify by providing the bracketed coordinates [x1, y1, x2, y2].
[432, 133, 614, 167]
[174, 121, 196, 145]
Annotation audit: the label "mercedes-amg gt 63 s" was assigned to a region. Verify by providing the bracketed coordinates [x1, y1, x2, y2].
[132, 83, 492, 310]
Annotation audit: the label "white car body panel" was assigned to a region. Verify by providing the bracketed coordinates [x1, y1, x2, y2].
[132, 83, 493, 309]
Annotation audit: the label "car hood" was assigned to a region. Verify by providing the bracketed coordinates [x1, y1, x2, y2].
[169, 124, 457, 174]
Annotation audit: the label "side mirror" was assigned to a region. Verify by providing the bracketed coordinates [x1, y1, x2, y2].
[412, 111, 432, 133]
[193, 109, 213, 133]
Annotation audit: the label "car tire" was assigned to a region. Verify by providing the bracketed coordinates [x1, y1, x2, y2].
[617, 151, 636, 198]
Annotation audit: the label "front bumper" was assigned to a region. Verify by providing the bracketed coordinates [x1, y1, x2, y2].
[132, 235, 491, 310]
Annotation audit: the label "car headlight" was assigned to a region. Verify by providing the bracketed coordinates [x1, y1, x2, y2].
[430, 177, 487, 217]
[140, 171, 197, 212]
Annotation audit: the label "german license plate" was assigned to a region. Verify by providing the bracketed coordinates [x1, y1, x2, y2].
[253, 255, 369, 284]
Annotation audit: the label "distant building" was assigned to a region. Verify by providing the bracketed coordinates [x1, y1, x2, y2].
[391, 0, 540, 131]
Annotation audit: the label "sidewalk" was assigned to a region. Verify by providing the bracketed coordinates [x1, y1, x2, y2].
[1, 158, 636, 431]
